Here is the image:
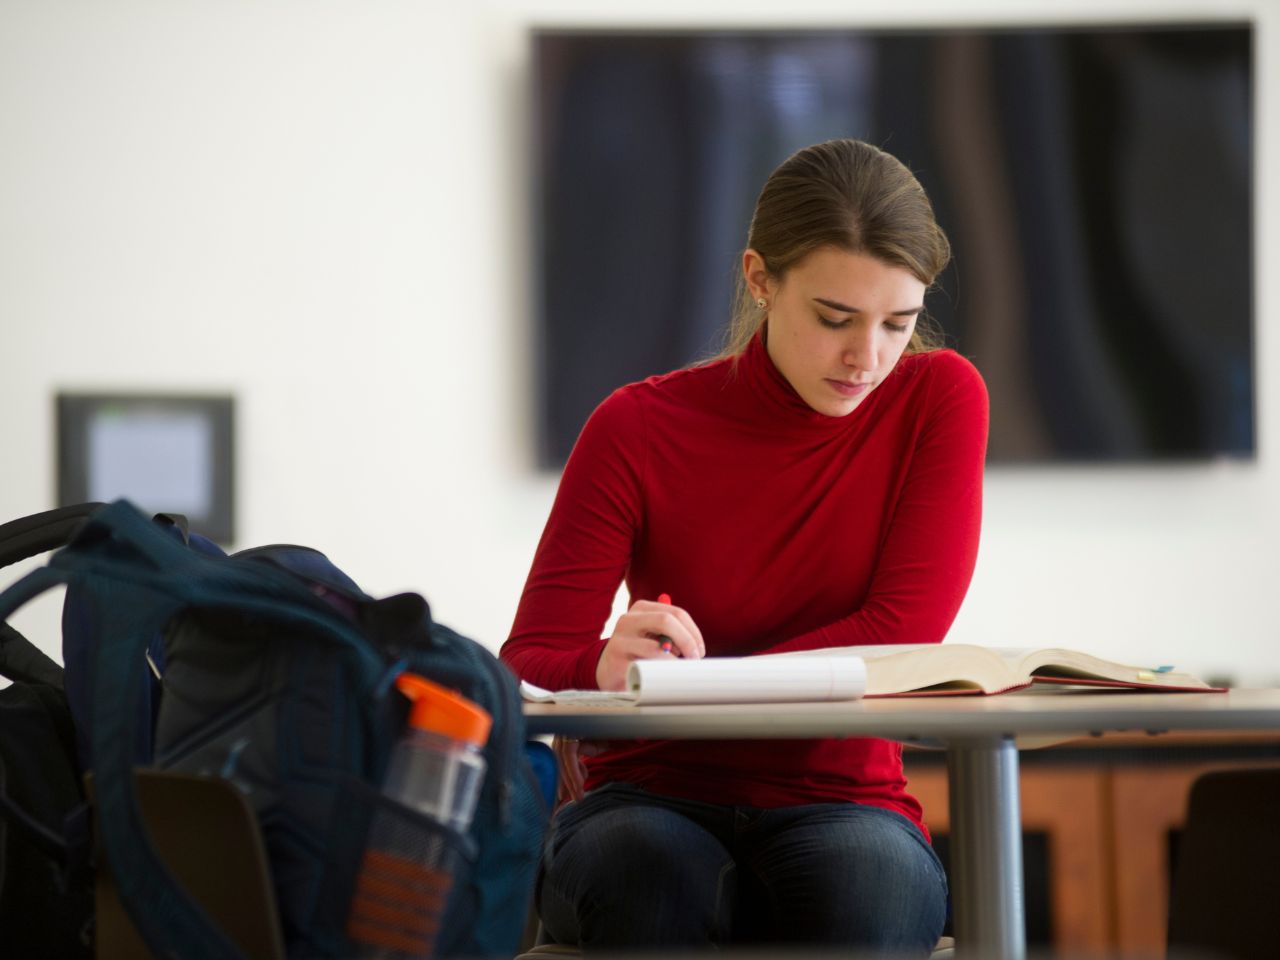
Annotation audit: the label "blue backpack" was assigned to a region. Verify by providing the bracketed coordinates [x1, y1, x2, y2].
[0, 500, 549, 959]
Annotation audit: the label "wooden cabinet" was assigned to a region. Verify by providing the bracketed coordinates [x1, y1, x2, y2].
[903, 732, 1280, 954]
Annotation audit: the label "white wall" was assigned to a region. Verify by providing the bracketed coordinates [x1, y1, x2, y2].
[2, 0, 1275, 686]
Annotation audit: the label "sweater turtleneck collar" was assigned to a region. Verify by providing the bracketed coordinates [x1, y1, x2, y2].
[734, 327, 868, 431]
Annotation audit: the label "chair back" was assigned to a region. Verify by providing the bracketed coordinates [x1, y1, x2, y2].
[1167, 766, 1280, 960]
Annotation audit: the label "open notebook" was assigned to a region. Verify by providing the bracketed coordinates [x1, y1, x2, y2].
[521, 655, 866, 707]
[519, 643, 1221, 707]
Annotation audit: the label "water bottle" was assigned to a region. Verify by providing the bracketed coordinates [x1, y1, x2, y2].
[347, 672, 492, 959]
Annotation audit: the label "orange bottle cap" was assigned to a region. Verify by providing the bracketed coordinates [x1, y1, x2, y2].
[394, 672, 492, 747]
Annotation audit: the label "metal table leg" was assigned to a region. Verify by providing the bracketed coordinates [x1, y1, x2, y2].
[947, 736, 1026, 960]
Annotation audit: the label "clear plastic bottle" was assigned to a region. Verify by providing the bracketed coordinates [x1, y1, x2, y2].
[347, 673, 492, 959]
[381, 673, 492, 831]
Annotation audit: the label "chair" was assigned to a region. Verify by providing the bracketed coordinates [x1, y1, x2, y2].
[1166, 766, 1280, 960]
[89, 769, 285, 960]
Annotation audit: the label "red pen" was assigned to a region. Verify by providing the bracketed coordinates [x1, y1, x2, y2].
[656, 593, 676, 655]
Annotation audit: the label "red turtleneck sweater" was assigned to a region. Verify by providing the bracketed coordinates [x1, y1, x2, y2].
[502, 334, 988, 833]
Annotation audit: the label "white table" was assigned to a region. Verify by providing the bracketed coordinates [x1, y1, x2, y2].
[524, 689, 1280, 960]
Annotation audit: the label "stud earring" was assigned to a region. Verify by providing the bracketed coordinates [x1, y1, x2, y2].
[756, 298, 768, 309]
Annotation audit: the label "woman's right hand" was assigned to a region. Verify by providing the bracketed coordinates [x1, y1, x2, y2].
[595, 596, 705, 691]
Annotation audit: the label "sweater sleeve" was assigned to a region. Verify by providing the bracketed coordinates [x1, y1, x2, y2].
[501, 388, 646, 690]
[760, 352, 989, 654]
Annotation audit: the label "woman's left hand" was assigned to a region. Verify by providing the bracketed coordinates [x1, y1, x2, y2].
[552, 735, 609, 807]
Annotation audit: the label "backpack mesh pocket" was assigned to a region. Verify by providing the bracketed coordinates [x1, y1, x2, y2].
[345, 788, 474, 959]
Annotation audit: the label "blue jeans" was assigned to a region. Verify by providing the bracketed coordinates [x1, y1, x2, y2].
[538, 782, 947, 954]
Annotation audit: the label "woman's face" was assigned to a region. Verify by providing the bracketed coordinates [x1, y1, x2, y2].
[746, 246, 926, 417]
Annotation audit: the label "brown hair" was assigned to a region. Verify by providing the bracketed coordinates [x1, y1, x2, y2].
[718, 139, 951, 358]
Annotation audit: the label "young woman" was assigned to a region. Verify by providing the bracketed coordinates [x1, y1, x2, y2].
[502, 139, 988, 954]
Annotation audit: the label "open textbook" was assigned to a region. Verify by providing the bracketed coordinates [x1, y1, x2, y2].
[518, 644, 1222, 706]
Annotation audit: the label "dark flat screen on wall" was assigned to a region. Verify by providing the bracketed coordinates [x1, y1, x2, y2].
[533, 23, 1253, 467]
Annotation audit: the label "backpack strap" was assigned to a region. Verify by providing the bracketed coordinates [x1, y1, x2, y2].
[0, 621, 65, 688]
[0, 565, 71, 622]
[0, 502, 104, 571]
[86, 581, 245, 960]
